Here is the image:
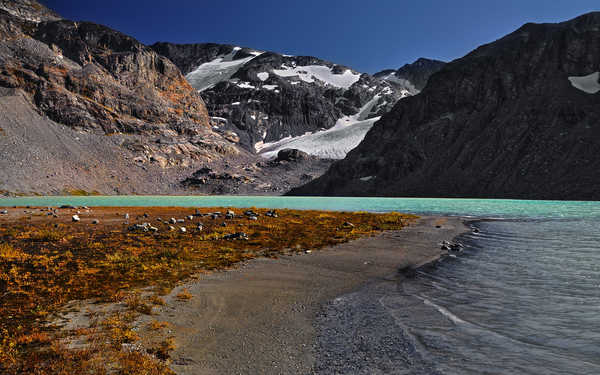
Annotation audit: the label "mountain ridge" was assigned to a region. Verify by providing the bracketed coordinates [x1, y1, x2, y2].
[153, 41, 442, 159]
[289, 11, 600, 200]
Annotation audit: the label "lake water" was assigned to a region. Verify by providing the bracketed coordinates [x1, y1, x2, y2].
[395, 218, 600, 374]
[1, 196, 600, 219]
[2, 196, 599, 373]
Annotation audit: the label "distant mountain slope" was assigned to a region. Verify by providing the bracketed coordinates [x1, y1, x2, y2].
[0, 0, 309, 195]
[153, 42, 439, 159]
[374, 58, 446, 93]
[290, 12, 600, 200]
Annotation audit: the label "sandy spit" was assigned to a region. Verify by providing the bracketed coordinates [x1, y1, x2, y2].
[139, 216, 469, 374]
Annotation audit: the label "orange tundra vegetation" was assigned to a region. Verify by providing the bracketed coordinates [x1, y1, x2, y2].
[0, 206, 415, 374]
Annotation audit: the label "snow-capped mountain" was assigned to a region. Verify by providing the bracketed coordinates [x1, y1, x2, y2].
[153, 43, 435, 159]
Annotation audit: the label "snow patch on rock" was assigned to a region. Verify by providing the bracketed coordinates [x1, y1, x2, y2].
[186, 47, 263, 92]
[568, 72, 600, 94]
[272, 65, 360, 89]
[257, 72, 269, 81]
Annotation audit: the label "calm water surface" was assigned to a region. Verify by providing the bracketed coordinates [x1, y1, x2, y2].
[2, 196, 599, 373]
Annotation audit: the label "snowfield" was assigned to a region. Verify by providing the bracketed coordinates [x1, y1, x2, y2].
[186, 47, 263, 92]
[568, 72, 600, 94]
[272, 65, 361, 89]
[256, 95, 384, 159]
[257, 117, 380, 160]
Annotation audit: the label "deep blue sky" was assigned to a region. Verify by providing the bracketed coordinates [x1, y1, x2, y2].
[42, 0, 598, 74]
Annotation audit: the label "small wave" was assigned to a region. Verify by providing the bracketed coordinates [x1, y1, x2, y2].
[417, 295, 467, 325]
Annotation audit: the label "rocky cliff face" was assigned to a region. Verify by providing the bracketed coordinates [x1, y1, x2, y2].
[1, 0, 319, 195]
[1, 14, 210, 134]
[290, 13, 600, 200]
[0, 0, 61, 24]
[152, 42, 430, 157]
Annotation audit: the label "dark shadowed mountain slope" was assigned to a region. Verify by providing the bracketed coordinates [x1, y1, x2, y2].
[290, 12, 600, 200]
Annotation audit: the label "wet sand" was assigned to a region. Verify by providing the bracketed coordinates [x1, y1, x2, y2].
[142, 216, 469, 374]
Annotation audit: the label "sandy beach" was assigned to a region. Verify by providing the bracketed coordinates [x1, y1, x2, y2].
[140, 216, 468, 374]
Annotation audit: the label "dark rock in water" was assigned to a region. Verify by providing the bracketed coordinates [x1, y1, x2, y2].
[276, 149, 308, 162]
[91, 219, 99, 224]
[289, 12, 600, 200]
[60, 205, 75, 209]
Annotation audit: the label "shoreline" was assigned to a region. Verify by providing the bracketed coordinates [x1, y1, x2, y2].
[139, 215, 469, 374]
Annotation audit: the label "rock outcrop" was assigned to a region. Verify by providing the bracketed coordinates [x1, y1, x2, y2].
[290, 13, 600, 200]
[1, 10, 210, 133]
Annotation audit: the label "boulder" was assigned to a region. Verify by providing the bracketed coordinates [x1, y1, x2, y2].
[275, 149, 308, 162]
[72, 215, 80, 222]
[223, 232, 249, 240]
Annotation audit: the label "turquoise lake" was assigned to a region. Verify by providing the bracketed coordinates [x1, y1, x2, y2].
[2, 195, 599, 374]
[1, 196, 599, 219]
